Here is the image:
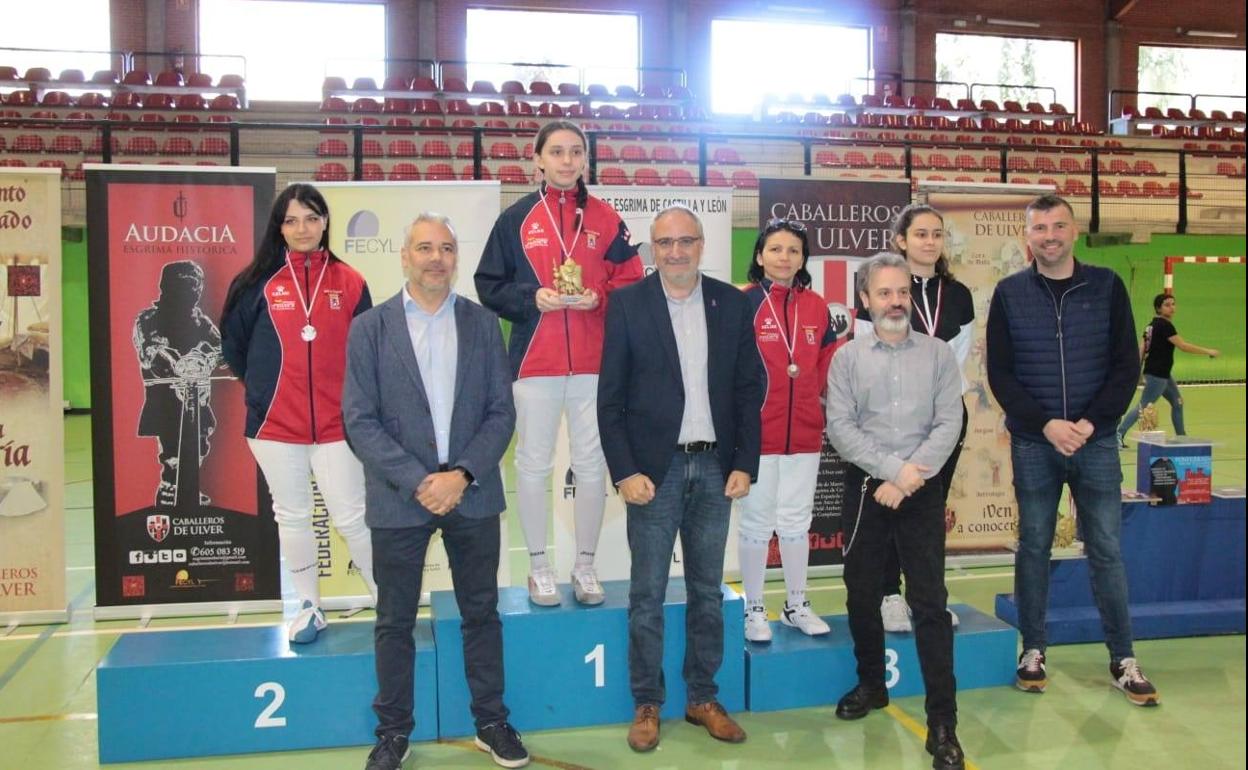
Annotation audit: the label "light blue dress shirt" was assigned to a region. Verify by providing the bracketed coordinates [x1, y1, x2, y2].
[403, 287, 458, 464]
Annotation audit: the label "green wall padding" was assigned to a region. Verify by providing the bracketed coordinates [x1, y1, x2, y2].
[62, 235, 91, 409]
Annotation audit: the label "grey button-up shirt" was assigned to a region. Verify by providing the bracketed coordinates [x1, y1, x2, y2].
[825, 327, 962, 483]
[662, 275, 716, 444]
[403, 287, 457, 465]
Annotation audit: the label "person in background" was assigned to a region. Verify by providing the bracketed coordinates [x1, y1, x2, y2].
[1118, 292, 1219, 445]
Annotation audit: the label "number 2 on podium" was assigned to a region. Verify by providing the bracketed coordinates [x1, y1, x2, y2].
[584, 643, 605, 688]
[254, 682, 287, 728]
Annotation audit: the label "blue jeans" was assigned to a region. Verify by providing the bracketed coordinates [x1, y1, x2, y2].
[626, 451, 731, 707]
[1011, 435, 1135, 661]
[372, 513, 507, 737]
[1119, 374, 1186, 437]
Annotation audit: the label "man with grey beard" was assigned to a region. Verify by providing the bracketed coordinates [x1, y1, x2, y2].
[825, 252, 965, 770]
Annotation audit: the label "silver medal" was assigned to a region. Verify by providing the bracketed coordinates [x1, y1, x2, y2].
[787, 362, 800, 378]
[301, 324, 317, 342]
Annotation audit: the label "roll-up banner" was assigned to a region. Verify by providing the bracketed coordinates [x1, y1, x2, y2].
[553, 186, 735, 581]
[0, 167, 66, 625]
[759, 178, 912, 567]
[87, 165, 279, 617]
[318, 180, 505, 602]
[925, 188, 1031, 552]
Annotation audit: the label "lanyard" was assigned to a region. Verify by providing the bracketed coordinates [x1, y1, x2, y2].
[539, 185, 583, 260]
[762, 283, 801, 378]
[913, 276, 943, 338]
[286, 251, 329, 341]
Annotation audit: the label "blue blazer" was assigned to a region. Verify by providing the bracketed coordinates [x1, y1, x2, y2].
[597, 272, 764, 489]
[342, 291, 515, 528]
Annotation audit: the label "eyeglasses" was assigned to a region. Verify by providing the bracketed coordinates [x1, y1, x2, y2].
[764, 217, 807, 233]
[652, 236, 702, 250]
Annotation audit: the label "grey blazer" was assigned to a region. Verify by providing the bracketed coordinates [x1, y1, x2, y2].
[342, 291, 515, 528]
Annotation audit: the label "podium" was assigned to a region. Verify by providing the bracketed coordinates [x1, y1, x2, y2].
[97, 620, 437, 763]
[995, 496, 1246, 643]
[745, 604, 1017, 712]
[433, 580, 745, 737]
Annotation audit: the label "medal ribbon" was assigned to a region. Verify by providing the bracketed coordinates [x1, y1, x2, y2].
[539, 184, 584, 262]
[286, 250, 329, 335]
[913, 276, 943, 338]
[762, 283, 799, 369]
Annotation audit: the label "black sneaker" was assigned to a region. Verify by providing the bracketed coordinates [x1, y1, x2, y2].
[365, 734, 410, 770]
[475, 721, 531, 768]
[1016, 648, 1047, 693]
[1111, 657, 1160, 706]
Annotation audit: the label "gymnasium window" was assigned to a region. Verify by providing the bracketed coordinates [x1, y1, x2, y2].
[0, 0, 111, 82]
[1138, 46, 1246, 117]
[199, 0, 386, 101]
[465, 9, 639, 92]
[935, 33, 1075, 112]
[709, 19, 871, 116]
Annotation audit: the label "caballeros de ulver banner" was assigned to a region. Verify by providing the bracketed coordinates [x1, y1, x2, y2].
[0, 167, 66, 623]
[87, 165, 279, 610]
[927, 191, 1030, 552]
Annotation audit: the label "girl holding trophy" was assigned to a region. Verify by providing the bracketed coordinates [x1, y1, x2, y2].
[475, 121, 643, 606]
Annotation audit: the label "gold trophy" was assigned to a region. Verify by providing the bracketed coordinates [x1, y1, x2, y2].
[553, 257, 585, 304]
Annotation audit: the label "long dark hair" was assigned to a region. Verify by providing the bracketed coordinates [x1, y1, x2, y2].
[223, 183, 335, 315]
[890, 203, 953, 280]
[748, 218, 812, 288]
[534, 119, 589, 211]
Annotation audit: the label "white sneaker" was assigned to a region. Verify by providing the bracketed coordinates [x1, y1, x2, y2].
[288, 600, 326, 644]
[780, 600, 831, 636]
[880, 594, 913, 633]
[570, 566, 605, 605]
[745, 605, 772, 643]
[948, 607, 960, 627]
[527, 566, 560, 606]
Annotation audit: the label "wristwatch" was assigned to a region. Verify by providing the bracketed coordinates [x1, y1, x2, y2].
[453, 465, 475, 484]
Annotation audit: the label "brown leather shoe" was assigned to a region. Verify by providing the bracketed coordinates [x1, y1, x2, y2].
[684, 700, 746, 743]
[627, 704, 660, 752]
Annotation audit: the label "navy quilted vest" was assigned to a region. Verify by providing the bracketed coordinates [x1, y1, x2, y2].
[994, 262, 1117, 437]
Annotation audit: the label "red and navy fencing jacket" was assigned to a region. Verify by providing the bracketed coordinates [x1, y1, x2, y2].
[474, 185, 643, 379]
[221, 250, 371, 443]
[745, 280, 837, 455]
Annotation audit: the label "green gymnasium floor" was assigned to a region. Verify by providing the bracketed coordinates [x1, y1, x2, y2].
[1, 385, 1243, 770]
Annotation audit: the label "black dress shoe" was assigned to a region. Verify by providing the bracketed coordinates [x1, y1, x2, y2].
[925, 724, 965, 769]
[834, 683, 888, 720]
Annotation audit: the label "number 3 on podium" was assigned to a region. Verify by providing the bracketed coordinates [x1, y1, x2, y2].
[885, 648, 901, 689]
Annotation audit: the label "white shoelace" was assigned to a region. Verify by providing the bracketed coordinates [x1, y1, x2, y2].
[531, 568, 557, 594]
[1020, 649, 1045, 672]
[1117, 657, 1147, 684]
[573, 569, 602, 593]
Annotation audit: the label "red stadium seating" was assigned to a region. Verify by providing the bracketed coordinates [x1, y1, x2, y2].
[315, 162, 350, 181]
[388, 162, 421, 181]
[598, 167, 629, 185]
[497, 165, 529, 184]
[388, 139, 418, 157]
